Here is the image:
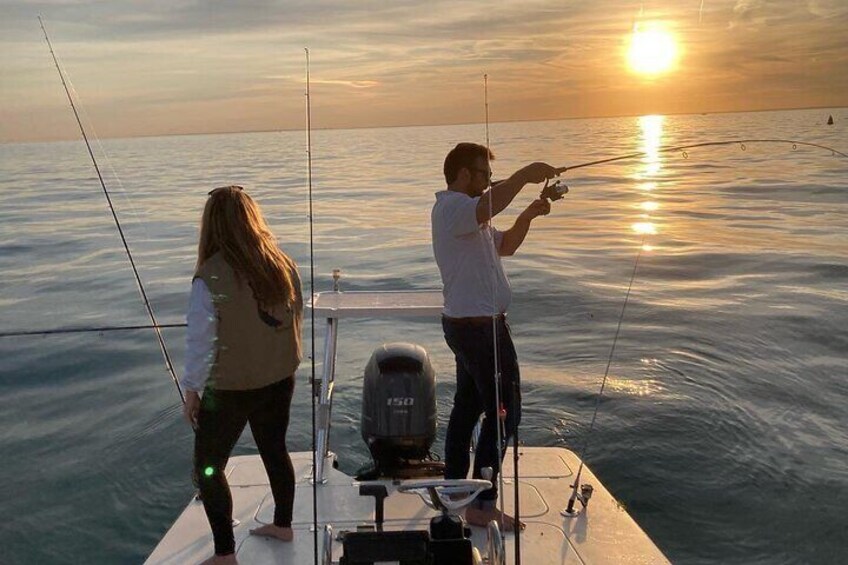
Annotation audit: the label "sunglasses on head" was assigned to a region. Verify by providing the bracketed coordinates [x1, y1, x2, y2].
[208, 185, 244, 196]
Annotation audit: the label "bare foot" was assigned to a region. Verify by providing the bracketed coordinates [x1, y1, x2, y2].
[199, 553, 237, 565]
[249, 523, 294, 542]
[465, 506, 526, 532]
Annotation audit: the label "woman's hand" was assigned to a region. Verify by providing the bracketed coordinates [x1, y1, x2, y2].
[183, 390, 201, 430]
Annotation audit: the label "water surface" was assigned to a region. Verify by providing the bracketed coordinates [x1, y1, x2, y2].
[1, 109, 846, 564]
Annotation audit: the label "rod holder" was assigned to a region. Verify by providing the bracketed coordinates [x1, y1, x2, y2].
[561, 483, 594, 517]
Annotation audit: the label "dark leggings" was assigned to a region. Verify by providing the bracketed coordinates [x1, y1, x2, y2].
[194, 377, 296, 556]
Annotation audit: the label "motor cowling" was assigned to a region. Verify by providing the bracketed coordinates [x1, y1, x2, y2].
[361, 343, 436, 473]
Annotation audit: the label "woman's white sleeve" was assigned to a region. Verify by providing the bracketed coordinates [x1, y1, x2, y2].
[182, 278, 216, 393]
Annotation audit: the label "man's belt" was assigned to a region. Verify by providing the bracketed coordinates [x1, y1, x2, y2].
[442, 313, 506, 326]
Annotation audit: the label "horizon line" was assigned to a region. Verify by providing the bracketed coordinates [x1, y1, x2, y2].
[2, 103, 844, 146]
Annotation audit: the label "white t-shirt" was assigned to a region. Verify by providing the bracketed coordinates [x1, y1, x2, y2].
[431, 190, 511, 317]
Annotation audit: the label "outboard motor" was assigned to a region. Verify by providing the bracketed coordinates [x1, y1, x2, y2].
[360, 343, 440, 478]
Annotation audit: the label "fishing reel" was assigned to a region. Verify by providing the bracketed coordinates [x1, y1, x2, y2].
[540, 177, 569, 202]
[560, 482, 594, 517]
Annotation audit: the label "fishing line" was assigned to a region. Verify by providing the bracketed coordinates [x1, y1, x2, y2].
[64, 71, 154, 248]
[38, 16, 184, 404]
[484, 74, 491, 151]
[304, 47, 320, 565]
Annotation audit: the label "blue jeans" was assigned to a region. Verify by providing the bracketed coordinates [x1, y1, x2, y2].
[442, 316, 521, 501]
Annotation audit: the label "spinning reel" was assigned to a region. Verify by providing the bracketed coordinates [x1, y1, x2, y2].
[540, 177, 569, 202]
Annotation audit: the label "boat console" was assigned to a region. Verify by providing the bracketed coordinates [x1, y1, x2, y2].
[339, 479, 492, 565]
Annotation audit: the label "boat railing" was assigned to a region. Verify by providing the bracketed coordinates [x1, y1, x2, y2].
[307, 288, 444, 483]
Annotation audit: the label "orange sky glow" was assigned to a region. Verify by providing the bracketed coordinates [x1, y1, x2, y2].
[1, 0, 846, 142]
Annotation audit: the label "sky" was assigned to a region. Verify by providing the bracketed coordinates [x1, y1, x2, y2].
[1, 0, 847, 142]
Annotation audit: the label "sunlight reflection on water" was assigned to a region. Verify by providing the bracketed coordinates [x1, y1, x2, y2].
[0, 110, 846, 564]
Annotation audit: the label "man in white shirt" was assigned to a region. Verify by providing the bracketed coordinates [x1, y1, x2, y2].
[432, 142, 562, 530]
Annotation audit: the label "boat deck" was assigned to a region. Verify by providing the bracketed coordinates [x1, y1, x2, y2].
[146, 447, 668, 564]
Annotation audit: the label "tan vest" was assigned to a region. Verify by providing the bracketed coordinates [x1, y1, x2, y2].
[195, 252, 302, 391]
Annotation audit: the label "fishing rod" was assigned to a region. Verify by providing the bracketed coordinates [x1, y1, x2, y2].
[567, 138, 848, 170]
[38, 16, 184, 404]
[482, 74, 509, 556]
[483, 74, 521, 565]
[562, 239, 645, 517]
[0, 323, 186, 338]
[483, 74, 522, 563]
[538, 138, 847, 202]
[304, 47, 320, 565]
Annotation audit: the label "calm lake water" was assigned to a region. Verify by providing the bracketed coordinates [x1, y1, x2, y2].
[1, 109, 846, 564]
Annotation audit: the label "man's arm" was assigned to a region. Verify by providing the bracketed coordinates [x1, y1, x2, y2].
[499, 198, 551, 256]
[476, 162, 563, 225]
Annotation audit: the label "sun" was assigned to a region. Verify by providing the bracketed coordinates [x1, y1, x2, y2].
[627, 23, 678, 76]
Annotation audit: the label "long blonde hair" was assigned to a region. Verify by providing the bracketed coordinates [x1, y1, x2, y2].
[197, 186, 297, 308]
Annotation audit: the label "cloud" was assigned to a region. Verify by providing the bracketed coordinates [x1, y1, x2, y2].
[2, 0, 847, 142]
[311, 79, 379, 89]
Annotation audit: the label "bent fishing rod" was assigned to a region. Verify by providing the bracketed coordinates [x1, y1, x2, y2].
[38, 16, 184, 404]
[568, 139, 848, 170]
[538, 139, 848, 201]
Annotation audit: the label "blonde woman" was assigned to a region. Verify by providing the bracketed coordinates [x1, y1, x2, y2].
[181, 186, 303, 565]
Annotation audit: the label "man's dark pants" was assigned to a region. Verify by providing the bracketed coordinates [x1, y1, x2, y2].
[442, 315, 521, 502]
